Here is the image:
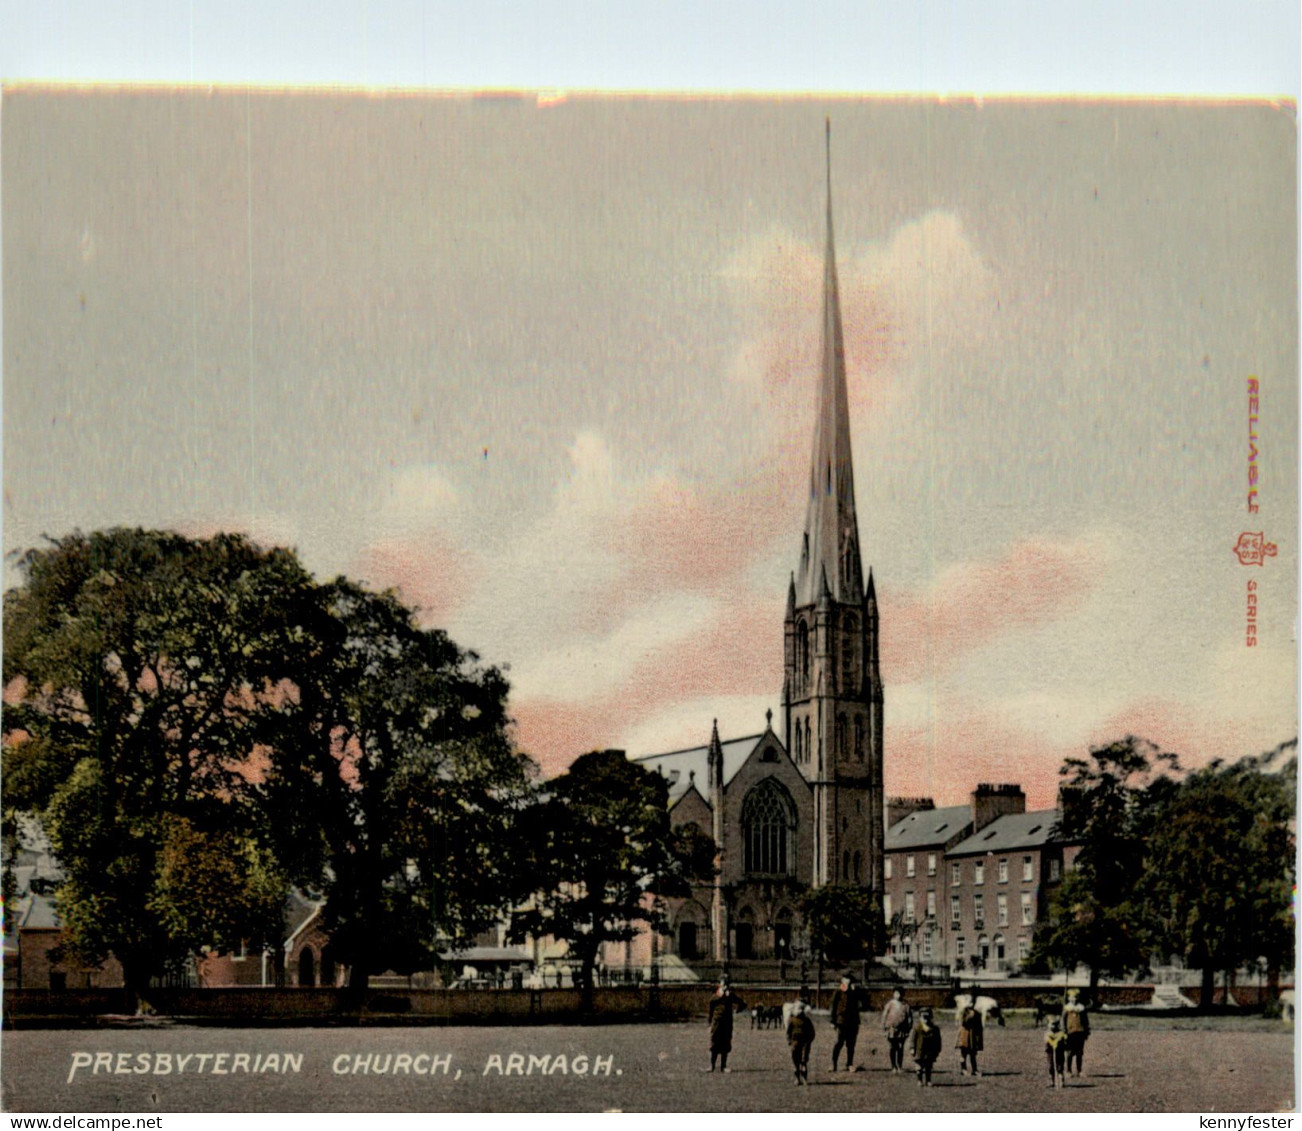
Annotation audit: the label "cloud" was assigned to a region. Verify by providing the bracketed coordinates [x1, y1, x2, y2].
[882, 537, 1105, 684]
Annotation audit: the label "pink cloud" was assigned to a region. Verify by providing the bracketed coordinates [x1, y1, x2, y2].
[352, 532, 472, 626]
[882, 539, 1101, 684]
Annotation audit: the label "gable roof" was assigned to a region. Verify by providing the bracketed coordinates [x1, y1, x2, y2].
[632, 732, 768, 804]
[947, 809, 1064, 855]
[884, 804, 972, 851]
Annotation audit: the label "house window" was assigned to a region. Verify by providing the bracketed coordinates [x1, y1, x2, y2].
[926, 890, 936, 919]
[1021, 892, 1034, 925]
[741, 779, 796, 876]
[922, 931, 933, 960]
[951, 861, 961, 887]
[1049, 857, 1061, 882]
[973, 893, 984, 926]
[905, 892, 915, 923]
[1018, 936, 1029, 962]
[1023, 855, 1034, 882]
[950, 895, 961, 926]
[927, 853, 937, 876]
[998, 858, 1009, 883]
[974, 861, 985, 885]
[997, 894, 1009, 927]
[956, 936, 966, 959]
[883, 893, 892, 921]
[906, 855, 915, 878]
[885, 857, 893, 881]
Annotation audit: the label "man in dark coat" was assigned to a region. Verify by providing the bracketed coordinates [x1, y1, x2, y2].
[830, 972, 866, 1071]
[707, 980, 747, 1072]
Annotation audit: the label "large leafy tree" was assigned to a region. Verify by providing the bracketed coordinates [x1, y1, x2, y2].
[508, 750, 710, 1006]
[3, 529, 321, 999]
[801, 883, 881, 969]
[1141, 748, 1296, 1008]
[271, 580, 533, 993]
[1030, 736, 1179, 990]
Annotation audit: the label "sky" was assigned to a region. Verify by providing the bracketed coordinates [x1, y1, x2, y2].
[2, 4, 1298, 810]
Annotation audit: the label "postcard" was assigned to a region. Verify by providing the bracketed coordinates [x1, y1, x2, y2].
[1, 89, 1296, 1116]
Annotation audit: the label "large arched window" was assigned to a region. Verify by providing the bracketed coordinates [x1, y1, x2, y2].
[742, 779, 796, 876]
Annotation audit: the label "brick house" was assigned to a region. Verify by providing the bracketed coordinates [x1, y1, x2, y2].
[944, 802, 1080, 974]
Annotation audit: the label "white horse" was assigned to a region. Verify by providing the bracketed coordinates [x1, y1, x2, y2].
[954, 993, 1004, 1026]
[1279, 990, 1295, 1021]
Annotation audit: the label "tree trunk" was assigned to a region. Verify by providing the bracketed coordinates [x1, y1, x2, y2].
[579, 948, 597, 1014]
[1088, 966, 1100, 996]
[1199, 964, 1215, 1012]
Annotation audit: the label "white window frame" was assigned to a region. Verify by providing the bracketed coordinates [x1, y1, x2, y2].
[997, 893, 1009, 927]
[906, 854, 915, 878]
[926, 890, 936, 919]
[998, 858, 1009, 883]
[951, 861, 961, 887]
[927, 852, 937, 876]
[905, 892, 915, 923]
[1023, 855, 1034, 882]
[1021, 892, 1034, 925]
[885, 856, 893, 880]
[974, 860, 985, 886]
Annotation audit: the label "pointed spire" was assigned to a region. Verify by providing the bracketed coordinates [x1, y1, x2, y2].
[707, 718, 724, 792]
[866, 567, 876, 603]
[795, 119, 862, 607]
[785, 573, 797, 619]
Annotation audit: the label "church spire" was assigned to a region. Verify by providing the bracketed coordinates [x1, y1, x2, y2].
[795, 119, 861, 607]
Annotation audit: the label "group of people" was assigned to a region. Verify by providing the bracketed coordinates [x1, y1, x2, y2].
[706, 976, 1092, 1089]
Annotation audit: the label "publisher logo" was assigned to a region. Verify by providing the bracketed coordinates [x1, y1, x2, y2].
[1233, 531, 1277, 567]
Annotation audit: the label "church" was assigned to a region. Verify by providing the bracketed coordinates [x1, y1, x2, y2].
[629, 133, 885, 970]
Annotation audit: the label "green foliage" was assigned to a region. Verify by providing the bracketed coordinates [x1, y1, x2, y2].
[507, 750, 708, 995]
[1033, 735, 1295, 998]
[3, 529, 319, 990]
[800, 883, 881, 964]
[1030, 736, 1178, 985]
[1140, 750, 1296, 998]
[269, 580, 531, 988]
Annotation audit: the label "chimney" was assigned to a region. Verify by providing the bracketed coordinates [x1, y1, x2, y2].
[886, 796, 934, 829]
[971, 783, 1026, 831]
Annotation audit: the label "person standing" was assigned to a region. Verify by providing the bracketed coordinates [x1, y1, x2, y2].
[910, 1007, 942, 1086]
[830, 972, 865, 1071]
[1044, 1017, 1068, 1088]
[786, 1001, 816, 1085]
[1062, 989, 1090, 1078]
[882, 987, 913, 1074]
[707, 980, 747, 1073]
[957, 998, 984, 1077]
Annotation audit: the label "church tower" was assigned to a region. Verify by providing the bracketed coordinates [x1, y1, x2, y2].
[782, 122, 884, 895]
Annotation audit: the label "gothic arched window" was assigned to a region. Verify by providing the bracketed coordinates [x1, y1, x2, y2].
[742, 779, 796, 876]
[805, 719, 812, 766]
[793, 723, 802, 764]
[842, 613, 858, 688]
[797, 620, 810, 690]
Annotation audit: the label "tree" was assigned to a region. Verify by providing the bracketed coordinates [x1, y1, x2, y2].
[507, 750, 709, 1007]
[1030, 736, 1179, 991]
[3, 529, 320, 1001]
[270, 580, 533, 993]
[800, 883, 881, 970]
[1141, 748, 1296, 1009]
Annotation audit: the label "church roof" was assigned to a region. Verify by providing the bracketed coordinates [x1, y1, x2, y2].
[884, 804, 972, 851]
[633, 732, 767, 804]
[947, 809, 1064, 856]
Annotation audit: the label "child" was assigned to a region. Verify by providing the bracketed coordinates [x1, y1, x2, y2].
[910, 1007, 942, 1086]
[957, 1000, 984, 1077]
[1045, 1017, 1067, 1088]
[787, 1002, 816, 1085]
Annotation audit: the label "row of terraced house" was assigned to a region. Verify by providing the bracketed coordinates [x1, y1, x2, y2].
[881, 783, 1082, 977]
